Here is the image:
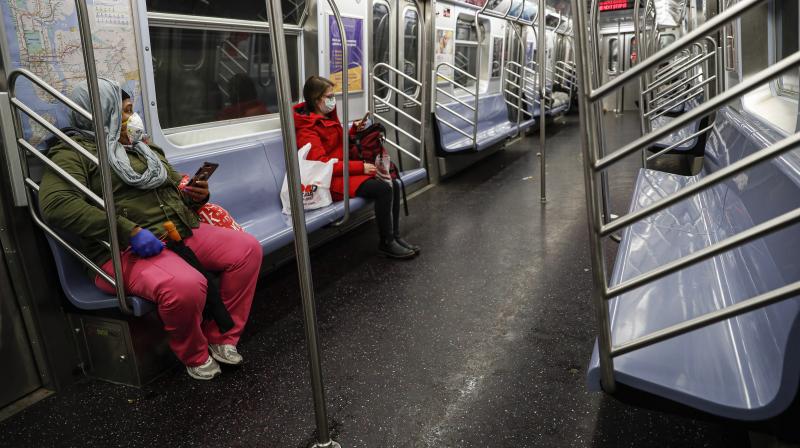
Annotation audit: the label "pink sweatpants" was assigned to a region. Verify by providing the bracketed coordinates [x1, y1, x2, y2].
[96, 223, 262, 367]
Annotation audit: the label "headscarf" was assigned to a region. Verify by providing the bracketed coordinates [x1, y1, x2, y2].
[69, 79, 167, 190]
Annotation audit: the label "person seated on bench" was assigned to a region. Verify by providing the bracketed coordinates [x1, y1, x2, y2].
[293, 75, 420, 259]
[38, 79, 262, 381]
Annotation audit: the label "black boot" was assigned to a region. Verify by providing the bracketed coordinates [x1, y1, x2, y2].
[394, 237, 420, 254]
[379, 239, 415, 259]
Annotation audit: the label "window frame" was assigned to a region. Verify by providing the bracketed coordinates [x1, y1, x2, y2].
[771, 0, 799, 99]
[372, 0, 394, 103]
[145, 11, 304, 136]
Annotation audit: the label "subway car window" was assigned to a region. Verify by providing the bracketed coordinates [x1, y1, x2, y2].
[658, 34, 676, 50]
[608, 38, 619, 72]
[402, 9, 420, 96]
[149, 28, 300, 129]
[455, 15, 478, 88]
[373, 1, 391, 98]
[776, 0, 799, 97]
[145, 0, 306, 24]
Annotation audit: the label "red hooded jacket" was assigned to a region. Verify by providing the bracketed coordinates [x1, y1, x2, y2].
[293, 102, 372, 200]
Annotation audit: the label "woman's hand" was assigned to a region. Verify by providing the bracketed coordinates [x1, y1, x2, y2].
[183, 180, 210, 202]
[363, 163, 377, 176]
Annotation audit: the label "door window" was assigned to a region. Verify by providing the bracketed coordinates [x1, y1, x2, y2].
[373, 1, 391, 98]
[402, 8, 420, 96]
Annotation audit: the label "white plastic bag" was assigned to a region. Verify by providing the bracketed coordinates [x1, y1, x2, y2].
[281, 143, 337, 214]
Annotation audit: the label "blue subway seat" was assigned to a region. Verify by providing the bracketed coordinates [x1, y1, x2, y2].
[44, 131, 427, 316]
[587, 107, 800, 420]
[435, 93, 516, 153]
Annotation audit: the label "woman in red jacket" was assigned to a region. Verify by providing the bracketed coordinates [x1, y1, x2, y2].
[294, 76, 419, 258]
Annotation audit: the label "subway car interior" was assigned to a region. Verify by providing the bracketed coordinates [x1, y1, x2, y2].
[0, 0, 799, 446]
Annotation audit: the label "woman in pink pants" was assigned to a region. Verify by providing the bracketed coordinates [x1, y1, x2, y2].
[39, 79, 262, 380]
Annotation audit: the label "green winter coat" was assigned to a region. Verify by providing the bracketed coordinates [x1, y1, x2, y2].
[39, 136, 205, 267]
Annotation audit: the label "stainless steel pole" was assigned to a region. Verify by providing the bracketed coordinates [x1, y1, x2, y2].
[571, 0, 616, 392]
[265, 2, 340, 447]
[74, 0, 130, 315]
[328, 0, 350, 227]
[537, 0, 546, 202]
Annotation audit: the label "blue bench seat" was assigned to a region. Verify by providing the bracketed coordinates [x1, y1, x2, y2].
[587, 107, 800, 420]
[45, 131, 427, 317]
[435, 93, 515, 153]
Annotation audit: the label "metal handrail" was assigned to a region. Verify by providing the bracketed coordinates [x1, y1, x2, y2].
[434, 60, 478, 149]
[645, 123, 714, 162]
[369, 62, 424, 164]
[326, 0, 350, 227]
[7, 1, 131, 315]
[572, 0, 800, 392]
[264, 2, 339, 448]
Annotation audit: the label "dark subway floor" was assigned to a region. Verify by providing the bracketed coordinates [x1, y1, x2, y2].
[0, 113, 753, 448]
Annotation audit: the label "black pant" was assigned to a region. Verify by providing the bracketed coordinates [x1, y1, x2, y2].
[355, 178, 400, 241]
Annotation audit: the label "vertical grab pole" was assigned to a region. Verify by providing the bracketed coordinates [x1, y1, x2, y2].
[74, 0, 130, 315]
[571, 0, 616, 393]
[265, 2, 341, 447]
[328, 0, 350, 227]
[537, 0, 546, 202]
[633, 0, 649, 168]
[590, 0, 612, 225]
[473, 11, 482, 150]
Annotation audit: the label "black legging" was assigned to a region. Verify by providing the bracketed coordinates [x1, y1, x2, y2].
[355, 178, 400, 241]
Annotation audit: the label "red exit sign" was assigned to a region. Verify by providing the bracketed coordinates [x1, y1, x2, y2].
[598, 0, 634, 11]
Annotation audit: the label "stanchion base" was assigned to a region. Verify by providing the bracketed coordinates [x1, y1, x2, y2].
[309, 441, 341, 448]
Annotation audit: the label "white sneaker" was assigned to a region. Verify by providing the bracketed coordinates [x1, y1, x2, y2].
[209, 344, 243, 365]
[186, 356, 221, 380]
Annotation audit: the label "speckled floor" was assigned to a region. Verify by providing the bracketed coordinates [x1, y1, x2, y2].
[0, 113, 755, 448]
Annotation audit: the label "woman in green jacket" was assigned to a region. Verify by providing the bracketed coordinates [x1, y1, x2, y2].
[39, 79, 262, 380]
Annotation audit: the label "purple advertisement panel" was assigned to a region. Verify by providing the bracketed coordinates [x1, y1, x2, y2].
[329, 15, 364, 93]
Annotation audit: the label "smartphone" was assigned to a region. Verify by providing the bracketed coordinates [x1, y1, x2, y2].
[361, 111, 371, 123]
[187, 162, 218, 187]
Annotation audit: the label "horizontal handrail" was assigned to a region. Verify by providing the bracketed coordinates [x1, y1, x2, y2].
[8, 68, 92, 122]
[435, 87, 476, 110]
[18, 139, 105, 208]
[648, 87, 706, 122]
[24, 179, 118, 287]
[373, 95, 421, 126]
[373, 76, 422, 106]
[601, 129, 800, 237]
[436, 115, 474, 139]
[382, 136, 422, 162]
[435, 102, 476, 126]
[11, 98, 99, 165]
[436, 62, 477, 81]
[612, 279, 800, 357]
[650, 52, 715, 88]
[607, 207, 800, 300]
[435, 73, 476, 96]
[648, 72, 704, 104]
[646, 124, 714, 161]
[590, 0, 764, 101]
[646, 80, 711, 117]
[373, 62, 423, 87]
[595, 50, 800, 172]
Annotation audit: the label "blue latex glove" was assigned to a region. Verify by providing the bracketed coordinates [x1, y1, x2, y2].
[129, 228, 164, 258]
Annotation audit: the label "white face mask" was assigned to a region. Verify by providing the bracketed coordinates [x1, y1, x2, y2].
[319, 96, 336, 114]
[124, 112, 148, 143]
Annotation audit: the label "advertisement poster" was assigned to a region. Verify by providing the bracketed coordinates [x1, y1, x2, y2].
[329, 15, 364, 93]
[435, 29, 455, 81]
[491, 37, 503, 78]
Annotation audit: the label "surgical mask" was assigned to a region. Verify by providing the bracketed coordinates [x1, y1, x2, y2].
[319, 96, 336, 114]
[124, 112, 148, 143]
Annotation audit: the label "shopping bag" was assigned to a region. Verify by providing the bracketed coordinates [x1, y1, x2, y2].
[280, 143, 337, 214]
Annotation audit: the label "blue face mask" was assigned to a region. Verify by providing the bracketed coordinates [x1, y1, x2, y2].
[320, 96, 336, 114]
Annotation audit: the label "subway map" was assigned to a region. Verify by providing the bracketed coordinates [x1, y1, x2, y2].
[1, 0, 141, 144]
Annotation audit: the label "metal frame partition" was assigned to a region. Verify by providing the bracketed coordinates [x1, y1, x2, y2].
[370, 63, 424, 163]
[7, 0, 130, 315]
[571, 0, 800, 392]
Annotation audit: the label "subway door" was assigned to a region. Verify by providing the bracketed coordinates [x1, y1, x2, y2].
[369, 0, 397, 163]
[601, 34, 621, 112]
[393, 1, 423, 171]
[622, 33, 640, 111]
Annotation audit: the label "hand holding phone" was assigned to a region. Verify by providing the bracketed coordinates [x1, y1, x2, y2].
[187, 162, 218, 187]
[356, 111, 371, 130]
